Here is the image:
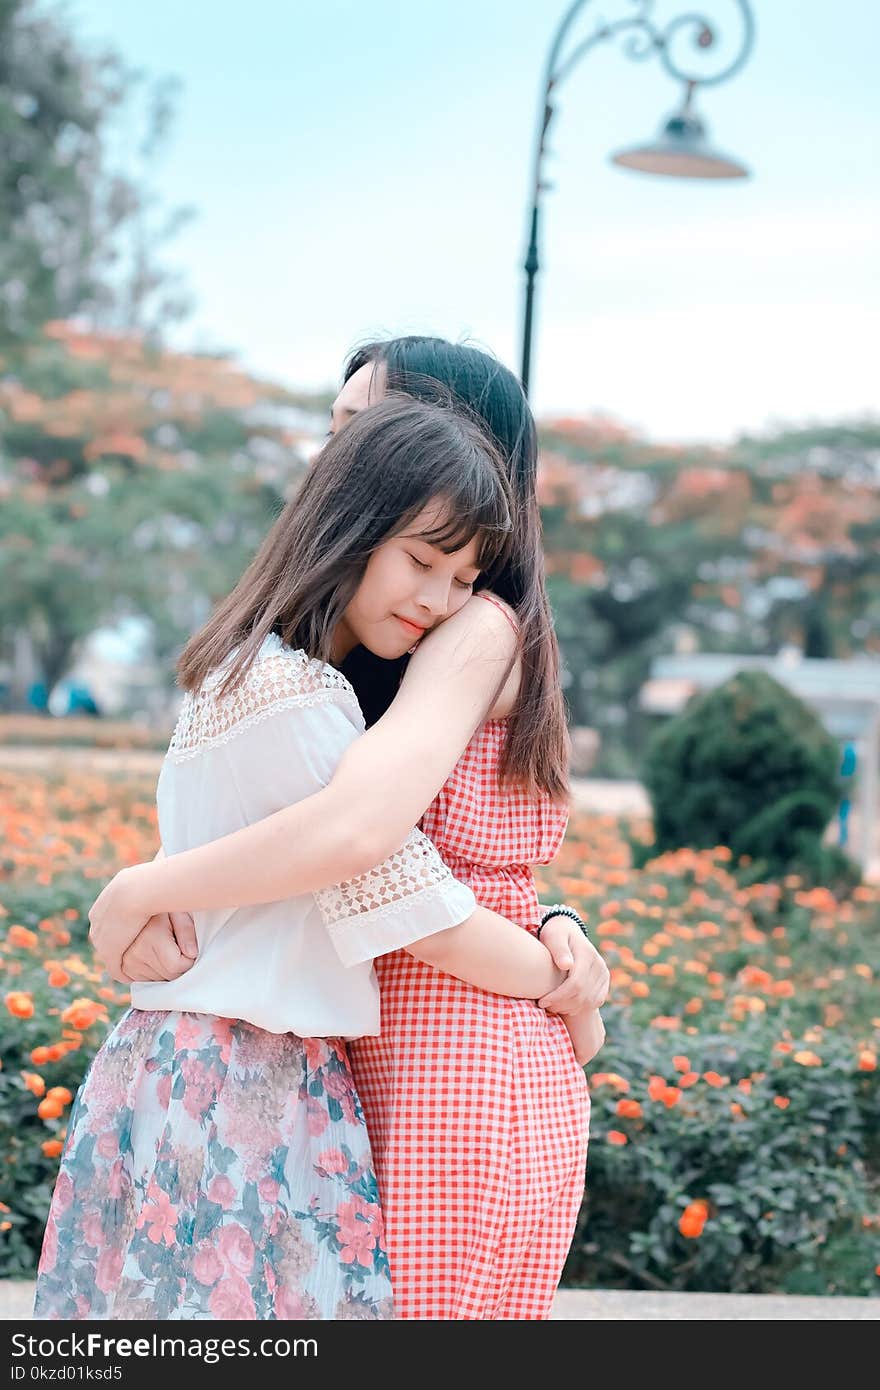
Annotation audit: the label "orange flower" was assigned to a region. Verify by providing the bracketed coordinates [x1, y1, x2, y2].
[684, 998, 703, 1015]
[7, 925, 38, 950]
[772, 980, 795, 998]
[660, 1086, 682, 1108]
[631, 981, 650, 998]
[29, 1046, 51, 1066]
[5, 991, 34, 1019]
[650, 1015, 682, 1030]
[679, 1200, 709, 1238]
[41, 1140, 64, 1159]
[37, 1097, 64, 1121]
[61, 998, 106, 1031]
[21, 1072, 45, 1097]
[607, 1130, 628, 1146]
[774, 1096, 790, 1109]
[858, 1049, 877, 1071]
[774, 1041, 793, 1054]
[793, 1050, 822, 1067]
[678, 1071, 699, 1088]
[673, 1055, 691, 1073]
[730, 1102, 744, 1118]
[46, 1086, 72, 1105]
[616, 1099, 643, 1119]
[590, 1072, 630, 1092]
[47, 968, 71, 989]
[647, 1075, 668, 1102]
[703, 1071, 727, 1087]
[741, 966, 772, 990]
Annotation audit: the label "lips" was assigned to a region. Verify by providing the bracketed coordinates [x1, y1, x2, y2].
[395, 615, 428, 636]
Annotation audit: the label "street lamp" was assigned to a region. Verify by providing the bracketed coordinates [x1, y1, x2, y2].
[521, 0, 755, 396]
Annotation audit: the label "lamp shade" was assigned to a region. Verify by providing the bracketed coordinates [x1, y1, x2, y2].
[610, 110, 749, 179]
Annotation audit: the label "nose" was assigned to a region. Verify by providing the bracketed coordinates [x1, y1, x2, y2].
[415, 572, 453, 619]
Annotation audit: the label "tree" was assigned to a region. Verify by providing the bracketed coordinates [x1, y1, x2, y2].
[0, 0, 190, 348]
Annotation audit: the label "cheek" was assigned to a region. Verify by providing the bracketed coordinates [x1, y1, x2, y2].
[357, 551, 411, 619]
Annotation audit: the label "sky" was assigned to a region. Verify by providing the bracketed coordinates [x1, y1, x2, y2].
[71, 0, 879, 444]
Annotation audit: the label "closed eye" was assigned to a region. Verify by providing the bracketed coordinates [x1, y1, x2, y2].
[408, 554, 431, 571]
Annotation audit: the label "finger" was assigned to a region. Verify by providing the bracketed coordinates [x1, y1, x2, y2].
[549, 946, 574, 970]
[538, 983, 582, 1013]
[120, 958, 159, 983]
[541, 975, 608, 1012]
[169, 911, 198, 959]
[156, 937, 195, 980]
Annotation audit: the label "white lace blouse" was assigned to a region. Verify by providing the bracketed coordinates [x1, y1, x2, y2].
[130, 633, 477, 1036]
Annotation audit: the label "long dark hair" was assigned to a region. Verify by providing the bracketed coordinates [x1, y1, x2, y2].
[341, 337, 569, 800]
[177, 394, 511, 696]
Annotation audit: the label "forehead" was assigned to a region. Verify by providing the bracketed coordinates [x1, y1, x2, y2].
[401, 502, 482, 567]
[333, 361, 387, 417]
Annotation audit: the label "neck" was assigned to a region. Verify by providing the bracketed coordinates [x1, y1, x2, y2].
[330, 617, 356, 666]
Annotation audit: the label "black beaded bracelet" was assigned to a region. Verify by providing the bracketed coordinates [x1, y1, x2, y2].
[536, 903, 589, 940]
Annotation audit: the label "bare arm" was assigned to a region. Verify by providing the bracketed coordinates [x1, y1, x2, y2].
[111, 595, 518, 918]
[563, 1008, 606, 1067]
[408, 905, 563, 998]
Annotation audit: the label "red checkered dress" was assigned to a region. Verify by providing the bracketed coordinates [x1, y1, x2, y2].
[349, 626, 590, 1319]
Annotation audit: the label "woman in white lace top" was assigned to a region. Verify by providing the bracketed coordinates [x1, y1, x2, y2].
[33, 396, 576, 1322]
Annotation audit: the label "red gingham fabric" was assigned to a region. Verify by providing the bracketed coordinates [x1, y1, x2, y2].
[349, 713, 590, 1320]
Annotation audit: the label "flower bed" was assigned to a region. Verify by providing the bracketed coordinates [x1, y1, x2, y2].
[1, 773, 878, 1292]
[536, 814, 879, 1295]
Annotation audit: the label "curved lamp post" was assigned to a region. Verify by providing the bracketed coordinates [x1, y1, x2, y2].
[521, 0, 755, 395]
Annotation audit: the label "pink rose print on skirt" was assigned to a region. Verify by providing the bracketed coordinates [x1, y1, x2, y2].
[33, 1009, 393, 1320]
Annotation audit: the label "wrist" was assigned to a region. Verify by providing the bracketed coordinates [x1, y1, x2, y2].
[537, 903, 588, 940]
[118, 862, 156, 918]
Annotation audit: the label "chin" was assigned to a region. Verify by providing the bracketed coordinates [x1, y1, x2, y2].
[355, 630, 411, 661]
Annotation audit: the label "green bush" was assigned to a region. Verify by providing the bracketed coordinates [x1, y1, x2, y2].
[638, 670, 856, 887]
[564, 1012, 880, 1295]
[0, 892, 128, 1277]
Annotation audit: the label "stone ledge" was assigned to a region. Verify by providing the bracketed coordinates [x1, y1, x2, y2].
[3, 1283, 877, 1321]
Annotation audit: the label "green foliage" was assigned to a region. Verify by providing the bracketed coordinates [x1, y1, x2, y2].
[0, 888, 127, 1276]
[0, 0, 188, 347]
[639, 670, 855, 886]
[565, 1013, 880, 1295]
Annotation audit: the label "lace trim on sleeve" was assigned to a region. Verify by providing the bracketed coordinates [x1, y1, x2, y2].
[315, 827, 462, 926]
[167, 635, 361, 763]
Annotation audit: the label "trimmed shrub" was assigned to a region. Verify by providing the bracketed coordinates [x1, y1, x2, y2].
[639, 670, 856, 887]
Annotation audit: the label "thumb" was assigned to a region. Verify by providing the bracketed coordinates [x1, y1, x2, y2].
[169, 911, 198, 959]
[550, 945, 574, 970]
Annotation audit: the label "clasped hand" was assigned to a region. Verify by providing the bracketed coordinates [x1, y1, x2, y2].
[89, 869, 610, 1027]
[88, 864, 197, 984]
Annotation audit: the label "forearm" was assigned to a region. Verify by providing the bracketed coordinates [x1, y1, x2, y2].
[126, 785, 373, 916]
[407, 906, 564, 999]
[564, 1007, 606, 1066]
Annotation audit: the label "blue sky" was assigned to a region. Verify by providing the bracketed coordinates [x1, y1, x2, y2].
[72, 0, 878, 443]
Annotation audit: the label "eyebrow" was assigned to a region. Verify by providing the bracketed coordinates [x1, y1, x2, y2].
[404, 534, 481, 568]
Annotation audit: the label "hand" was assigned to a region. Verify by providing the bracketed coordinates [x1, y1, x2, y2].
[537, 916, 610, 1015]
[88, 863, 158, 983]
[121, 912, 199, 983]
[566, 1007, 606, 1067]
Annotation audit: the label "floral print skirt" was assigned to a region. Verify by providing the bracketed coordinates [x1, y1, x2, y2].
[33, 1009, 394, 1320]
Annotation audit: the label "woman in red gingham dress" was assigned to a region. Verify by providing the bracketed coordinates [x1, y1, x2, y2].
[348, 597, 590, 1320]
[100, 340, 606, 1319]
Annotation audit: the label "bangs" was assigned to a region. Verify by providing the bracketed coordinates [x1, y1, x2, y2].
[402, 469, 512, 572]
